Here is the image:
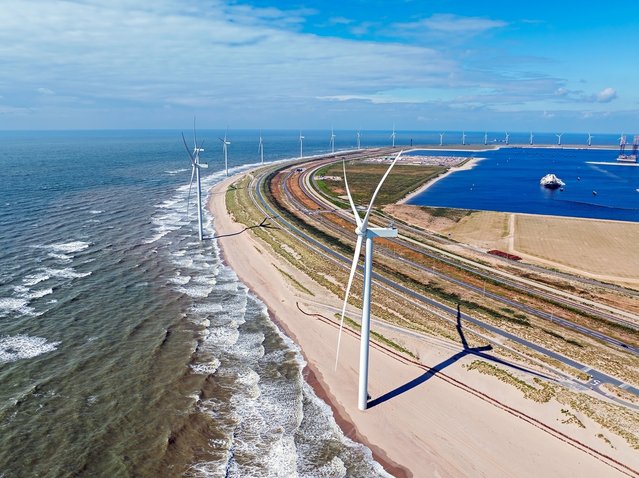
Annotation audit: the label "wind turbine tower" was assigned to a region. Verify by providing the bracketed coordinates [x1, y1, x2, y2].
[484, 132, 488, 145]
[587, 133, 593, 147]
[505, 132, 510, 145]
[336, 151, 403, 411]
[182, 126, 208, 241]
[330, 127, 336, 154]
[391, 125, 397, 147]
[218, 129, 231, 176]
[299, 131, 305, 158]
[530, 132, 534, 145]
[556, 133, 563, 146]
[356, 129, 361, 150]
[439, 132, 445, 146]
[259, 130, 264, 164]
[462, 131, 466, 146]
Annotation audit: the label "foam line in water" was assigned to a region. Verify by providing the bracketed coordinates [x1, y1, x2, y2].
[0, 335, 60, 363]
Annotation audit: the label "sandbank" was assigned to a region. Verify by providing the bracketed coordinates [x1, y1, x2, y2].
[208, 172, 638, 477]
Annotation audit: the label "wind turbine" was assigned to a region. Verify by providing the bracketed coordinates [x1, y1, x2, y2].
[587, 133, 593, 147]
[218, 129, 231, 176]
[505, 132, 510, 145]
[182, 125, 208, 241]
[356, 129, 361, 150]
[299, 131, 305, 158]
[529, 132, 534, 145]
[556, 133, 563, 146]
[484, 132, 488, 145]
[258, 130, 264, 164]
[330, 127, 336, 154]
[439, 132, 445, 146]
[336, 151, 403, 411]
[391, 125, 397, 147]
[462, 131, 467, 146]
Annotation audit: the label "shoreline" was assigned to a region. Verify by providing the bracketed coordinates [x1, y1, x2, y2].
[398, 156, 486, 204]
[208, 170, 639, 477]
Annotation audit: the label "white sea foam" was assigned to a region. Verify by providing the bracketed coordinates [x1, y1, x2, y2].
[45, 241, 91, 254]
[23, 272, 52, 286]
[0, 298, 34, 316]
[47, 252, 72, 262]
[165, 168, 189, 175]
[168, 274, 191, 286]
[89, 210, 103, 214]
[0, 335, 60, 363]
[44, 268, 92, 280]
[190, 358, 221, 376]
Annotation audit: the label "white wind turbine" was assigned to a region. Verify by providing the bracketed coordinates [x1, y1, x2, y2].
[529, 132, 534, 145]
[391, 124, 397, 147]
[587, 133, 593, 147]
[439, 132, 445, 146]
[484, 132, 488, 145]
[556, 133, 563, 146]
[462, 131, 467, 145]
[258, 130, 264, 164]
[356, 129, 361, 150]
[182, 126, 208, 241]
[505, 132, 510, 145]
[219, 129, 231, 176]
[299, 131, 305, 158]
[336, 150, 403, 411]
[330, 127, 336, 154]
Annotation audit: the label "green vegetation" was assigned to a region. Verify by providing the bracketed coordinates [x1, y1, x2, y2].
[560, 408, 585, 428]
[418, 206, 474, 222]
[273, 264, 315, 296]
[339, 314, 418, 359]
[315, 162, 445, 206]
[467, 360, 555, 402]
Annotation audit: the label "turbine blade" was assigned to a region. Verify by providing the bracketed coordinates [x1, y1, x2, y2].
[342, 161, 362, 227]
[186, 166, 195, 217]
[335, 234, 364, 370]
[182, 132, 195, 164]
[361, 150, 403, 230]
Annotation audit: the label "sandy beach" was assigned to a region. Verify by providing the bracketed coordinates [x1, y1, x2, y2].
[209, 171, 638, 477]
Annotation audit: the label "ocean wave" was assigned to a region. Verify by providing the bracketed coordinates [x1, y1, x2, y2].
[165, 168, 189, 175]
[0, 298, 35, 317]
[44, 241, 91, 254]
[0, 335, 60, 363]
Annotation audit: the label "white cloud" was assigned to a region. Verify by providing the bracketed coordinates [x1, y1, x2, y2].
[596, 87, 616, 103]
[37, 88, 55, 95]
[418, 14, 507, 34]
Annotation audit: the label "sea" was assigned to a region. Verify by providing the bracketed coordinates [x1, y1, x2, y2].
[0, 129, 633, 477]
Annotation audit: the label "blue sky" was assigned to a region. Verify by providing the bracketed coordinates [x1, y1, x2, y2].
[0, 0, 637, 132]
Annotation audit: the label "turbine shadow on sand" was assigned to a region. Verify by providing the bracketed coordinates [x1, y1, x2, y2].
[367, 304, 554, 409]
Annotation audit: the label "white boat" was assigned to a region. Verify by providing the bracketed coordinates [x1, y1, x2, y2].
[540, 173, 565, 189]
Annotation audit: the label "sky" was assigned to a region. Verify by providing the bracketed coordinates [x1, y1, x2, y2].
[0, 0, 637, 132]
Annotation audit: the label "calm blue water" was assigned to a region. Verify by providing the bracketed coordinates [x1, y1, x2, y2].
[406, 147, 639, 222]
[0, 130, 391, 477]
